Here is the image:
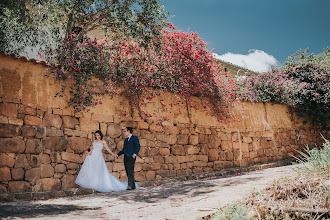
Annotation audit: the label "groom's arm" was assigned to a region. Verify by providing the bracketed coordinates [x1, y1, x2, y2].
[117, 148, 124, 157]
[133, 136, 140, 155]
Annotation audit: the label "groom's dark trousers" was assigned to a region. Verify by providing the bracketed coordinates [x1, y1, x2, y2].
[124, 156, 136, 188]
[117, 135, 140, 189]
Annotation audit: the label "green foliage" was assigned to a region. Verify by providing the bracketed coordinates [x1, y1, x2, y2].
[209, 202, 251, 220]
[292, 136, 330, 173]
[0, 0, 169, 56]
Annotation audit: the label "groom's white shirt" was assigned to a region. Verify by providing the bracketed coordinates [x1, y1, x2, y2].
[127, 134, 132, 141]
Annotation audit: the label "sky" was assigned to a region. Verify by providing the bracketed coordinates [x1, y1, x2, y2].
[161, 0, 330, 72]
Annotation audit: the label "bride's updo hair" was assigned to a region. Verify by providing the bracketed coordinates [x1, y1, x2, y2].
[94, 130, 103, 140]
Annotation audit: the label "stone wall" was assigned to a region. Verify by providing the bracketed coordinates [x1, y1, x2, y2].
[0, 54, 326, 194]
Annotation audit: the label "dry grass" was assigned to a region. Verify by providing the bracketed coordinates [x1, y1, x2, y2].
[244, 169, 330, 219]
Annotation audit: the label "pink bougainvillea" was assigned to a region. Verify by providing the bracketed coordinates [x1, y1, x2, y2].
[48, 23, 237, 122]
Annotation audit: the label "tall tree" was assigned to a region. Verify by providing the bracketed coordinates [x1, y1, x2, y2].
[0, 0, 168, 57]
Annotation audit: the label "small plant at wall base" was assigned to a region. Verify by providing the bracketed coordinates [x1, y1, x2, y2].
[238, 48, 330, 130]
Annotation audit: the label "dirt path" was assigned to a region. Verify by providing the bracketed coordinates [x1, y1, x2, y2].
[0, 164, 298, 220]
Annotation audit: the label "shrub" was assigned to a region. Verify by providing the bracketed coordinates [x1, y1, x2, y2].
[238, 49, 330, 130]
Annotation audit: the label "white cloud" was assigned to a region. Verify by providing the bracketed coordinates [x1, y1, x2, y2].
[213, 49, 280, 73]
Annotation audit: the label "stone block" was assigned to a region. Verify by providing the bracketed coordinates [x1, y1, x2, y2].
[197, 155, 208, 162]
[8, 181, 31, 193]
[107, 123, 122, 138]
[61, 174, 77, 190]
[67, 162, 79, 170]
[72, 130, 87, 137]
[208, 149, 219, 161]
[14, 154, 30, 169]
[220, 141, 232, 150]
[165, 156, 177, 164]
[159, 147, 170, 156]
[42, 112, 62, 128]
[153, 155, 164, 164]
[217, 132, 228, 140]
[180, 128, 190, 135]
[164, 126, 180, 134]
[0, 103, 17, 118]
[243, 136, 253, 143]
[177, 155, 190, 163]
[92, 113, 114, 123]
[226, 151, 234, 161]
[25, 139, 41, 154]
[137, 121, 149, 130]
[0, 124, 21, 138]
[55, 164, 66, 173]
[138, 147, 149, 157]
[77, 118, 98, 132]
[21, 125, 36, 138]
[18, 105, 36, 115]
[0, 115, 8, 124]
[176, 135, 188, 145]
[37, 178, 61, 191]
[156, 170, 171, 177]
[0, 184, 7, 194]
[262, 131, 274, 138]
[208, 135, 221, 148]
[187, 145, 200, 155]
[67, 137, 91, 154]
[62, 116, 79, 129]
[61, 152, 83, 163]
[198, 134, 208, 144]
[192, 168, 203, 174]
[24, 115, 42, 126]
[140, 130, 155, 140]
[0, 153, 16, 167]
[142, 163, 153, 171]
[199, 144, 209, 154]
[231, 132, 239, 142]
[150, 124, 163, 132]
[52, 109, 62, 115]
[135, 171, 146, 182]
[145, 171, 156, 181]
[40, 164, 54, 178]
[0, 167, 11, 181]
[43, 137, 68, 151]
[165, 135, 177, 145]
[232, 142, 240, 150]
[189, 135, 199, 145]
[242, 143, 249, 153]
[28, 154, 41, 168]
[46, 128, 64, 137]
[35, 126, 46, 139]
[171, 145, 185, 156]
[25, 167, 40, 183]
[8, 118, 23, 126]
[42, 154, 51, 164]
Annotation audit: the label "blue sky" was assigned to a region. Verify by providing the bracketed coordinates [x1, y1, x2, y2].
[161, 0, 330, 72]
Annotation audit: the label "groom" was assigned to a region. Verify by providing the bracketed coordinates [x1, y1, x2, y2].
[115, 127, 140, 190]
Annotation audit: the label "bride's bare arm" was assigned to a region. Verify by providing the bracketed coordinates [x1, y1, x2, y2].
[103, 140, 115, 156]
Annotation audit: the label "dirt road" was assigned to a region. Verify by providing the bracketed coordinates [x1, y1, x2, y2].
[0, 164, 298, 220]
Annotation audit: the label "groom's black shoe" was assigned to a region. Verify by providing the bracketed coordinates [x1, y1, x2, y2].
[126, 186, 133, 190]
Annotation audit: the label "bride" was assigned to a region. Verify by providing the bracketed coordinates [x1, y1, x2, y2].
[75, 130, 133, 192]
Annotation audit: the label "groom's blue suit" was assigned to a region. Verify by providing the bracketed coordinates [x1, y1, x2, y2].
[117, 135, 140, 157]
[117, 135, 140, 189]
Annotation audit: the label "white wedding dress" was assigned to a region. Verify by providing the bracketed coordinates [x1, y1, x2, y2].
[75, 141, 133, 192]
